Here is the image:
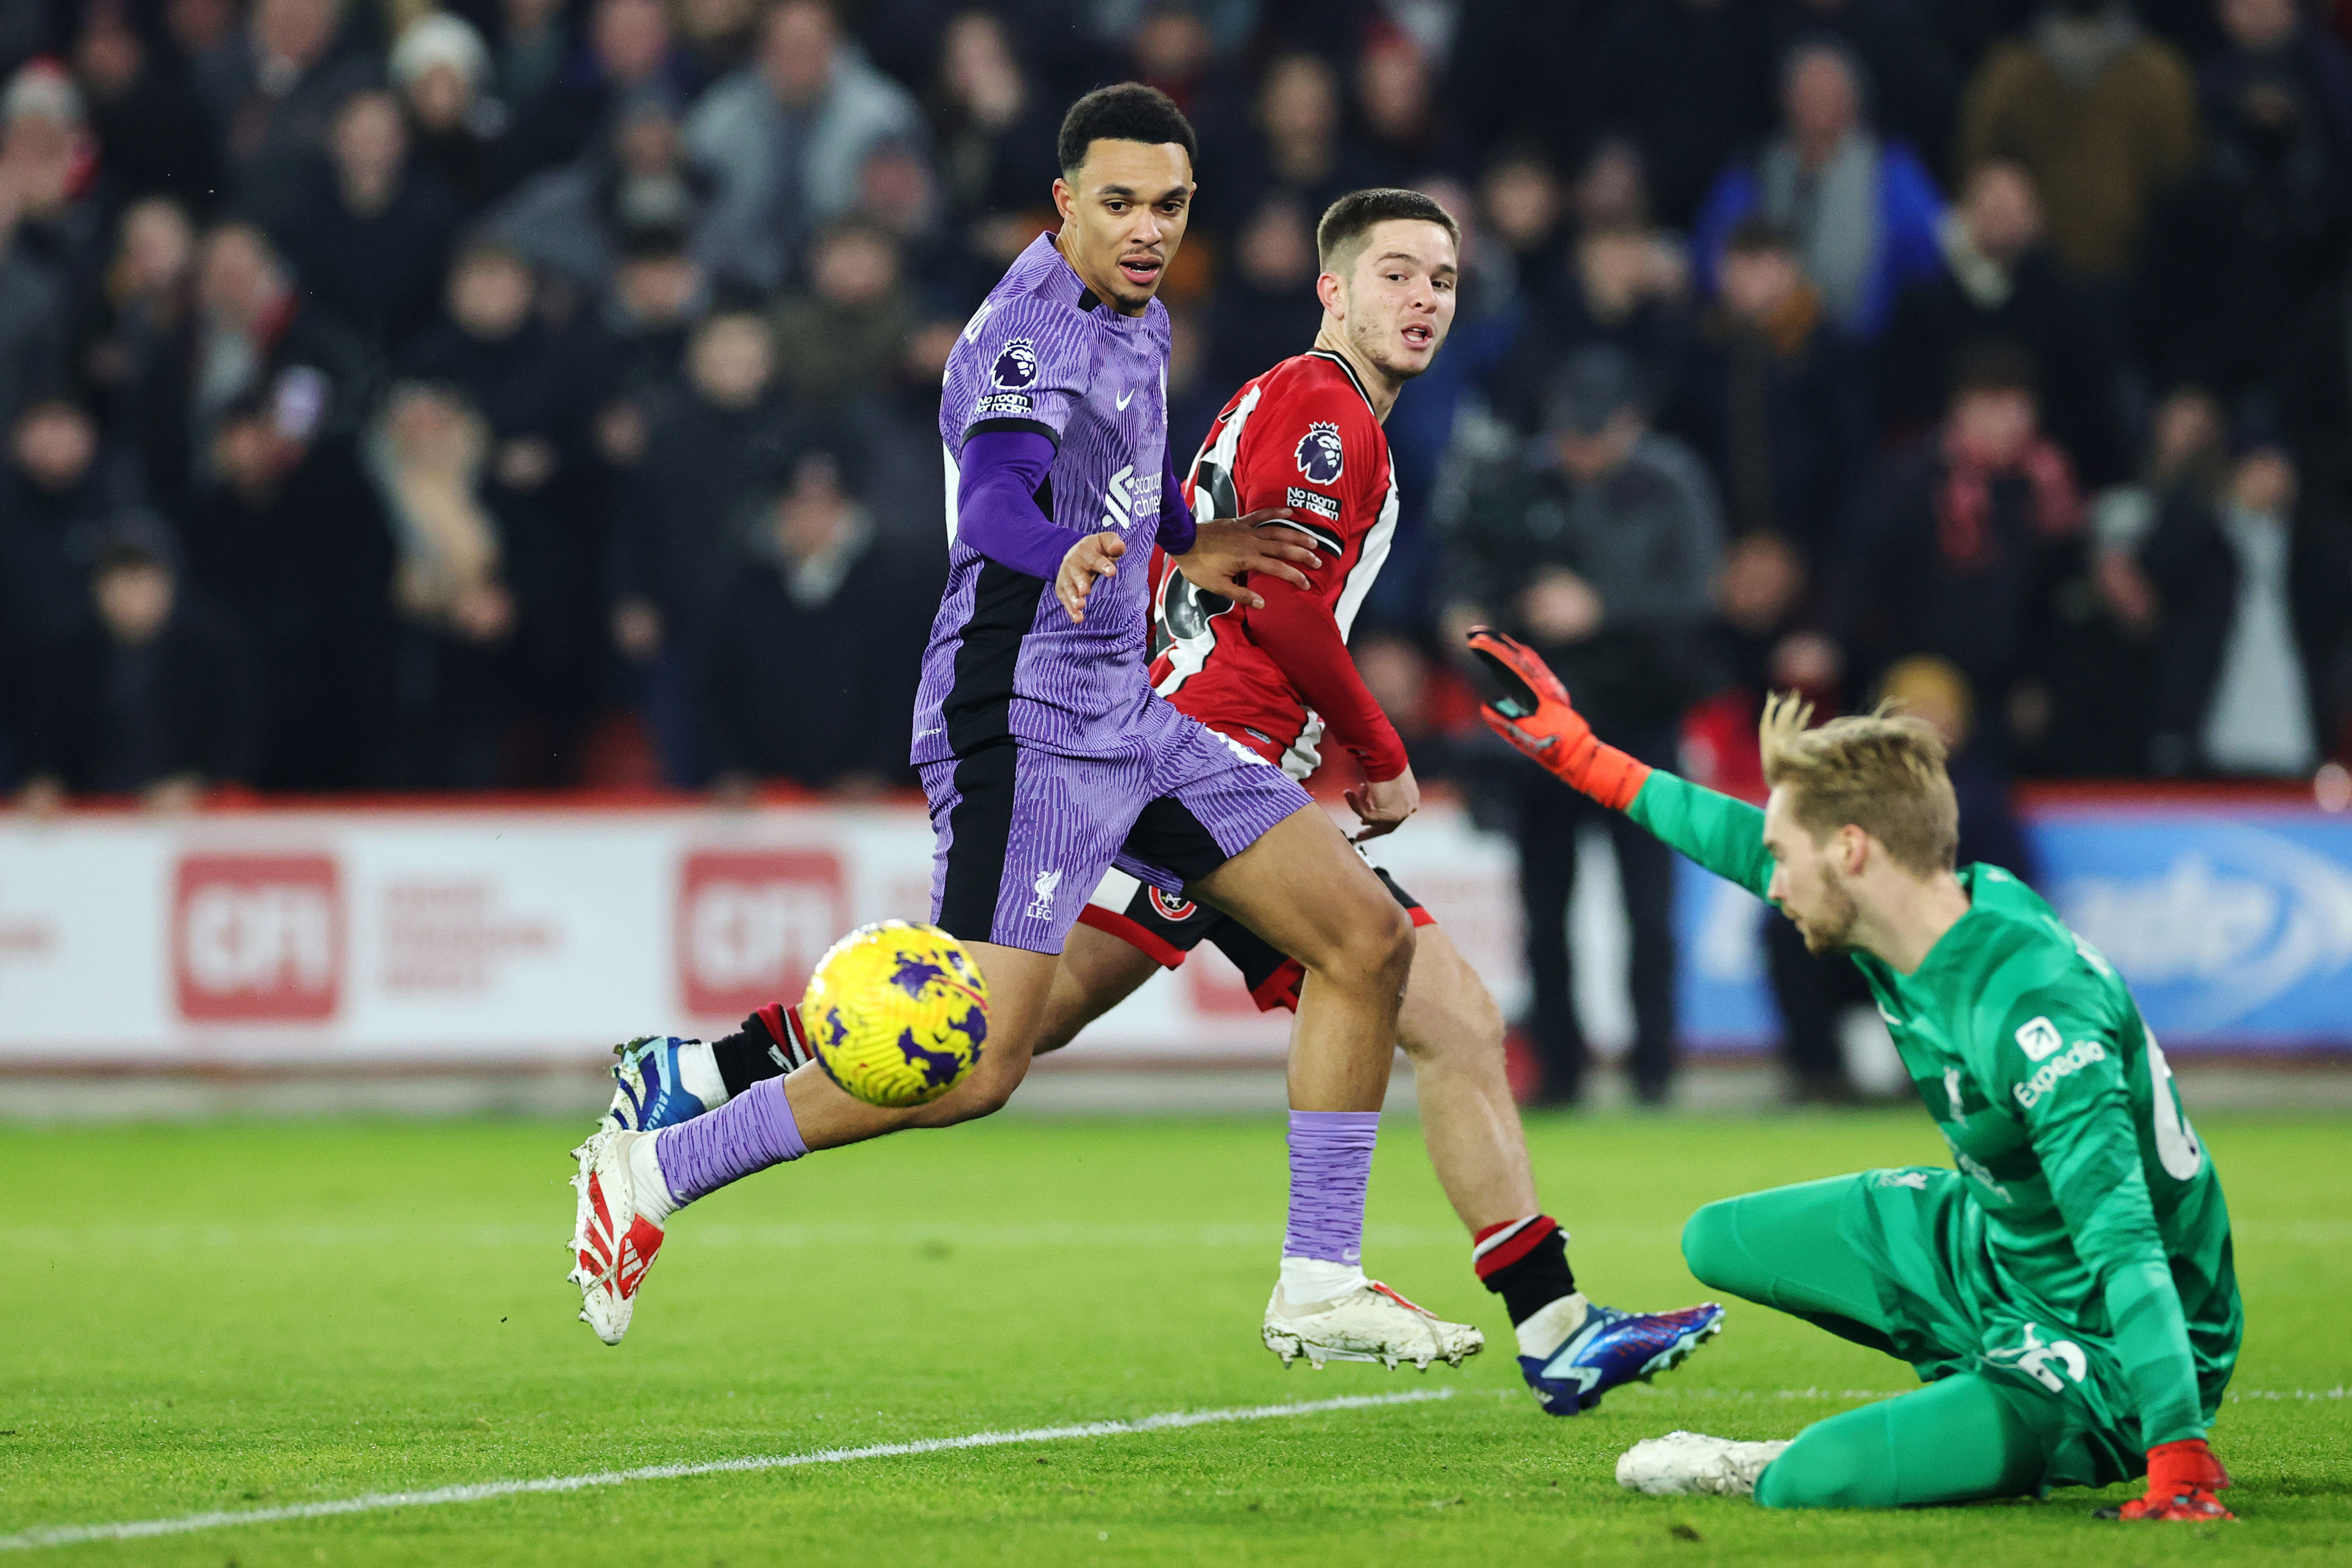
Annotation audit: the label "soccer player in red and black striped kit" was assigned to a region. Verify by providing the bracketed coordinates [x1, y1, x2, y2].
[1045, 188, 1724, 1408]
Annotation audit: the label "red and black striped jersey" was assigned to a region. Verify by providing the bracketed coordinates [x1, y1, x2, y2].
[1148, 350, 1407, 783]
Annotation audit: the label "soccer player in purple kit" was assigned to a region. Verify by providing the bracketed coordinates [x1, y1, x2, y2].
[570, 85, 1485, 1370]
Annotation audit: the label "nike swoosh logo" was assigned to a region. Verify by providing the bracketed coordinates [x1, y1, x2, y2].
[1115, 389, 1135, 409]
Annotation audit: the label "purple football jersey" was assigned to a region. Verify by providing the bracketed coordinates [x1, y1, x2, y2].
[913, 234, 1172, 764]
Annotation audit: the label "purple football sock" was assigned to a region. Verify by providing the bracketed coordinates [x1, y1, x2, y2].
[653, 1075, 807, 1206]
[1282, 1110, 1381, 1263]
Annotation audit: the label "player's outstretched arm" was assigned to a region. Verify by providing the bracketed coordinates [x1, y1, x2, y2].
[1467, 628, 1773, 899]
[1468, 627, 1649, 806]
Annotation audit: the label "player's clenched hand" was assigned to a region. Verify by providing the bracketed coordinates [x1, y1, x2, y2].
[1057, 530, 1125, 623]
[1173, 507, 1320, 609]
[2104, 1439, 2234, 1522]
[1346, 766, 1419, 842]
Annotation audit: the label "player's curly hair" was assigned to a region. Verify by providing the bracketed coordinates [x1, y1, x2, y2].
[1057, 83, 1197, 176]
[1759, 693, 1958, 877]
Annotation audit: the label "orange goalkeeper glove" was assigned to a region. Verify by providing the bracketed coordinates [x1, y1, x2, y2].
[1465, 627, 1651, 812]
[2102, 1439, 2233, 1522]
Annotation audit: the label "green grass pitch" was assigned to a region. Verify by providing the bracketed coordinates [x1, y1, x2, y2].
[6, 1107, 2347, 1565]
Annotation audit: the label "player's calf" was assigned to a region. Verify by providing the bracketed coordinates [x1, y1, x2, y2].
[1260, 877, 1413, 1112]
[1394, 927, 1724, 1412]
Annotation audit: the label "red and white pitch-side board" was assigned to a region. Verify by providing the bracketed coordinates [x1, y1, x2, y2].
[0, 801, 1520, 1068]
[7, 795, 2348, 1067]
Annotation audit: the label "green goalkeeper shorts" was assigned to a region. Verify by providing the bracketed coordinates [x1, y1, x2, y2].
[1840, 1167, 2150, 1491]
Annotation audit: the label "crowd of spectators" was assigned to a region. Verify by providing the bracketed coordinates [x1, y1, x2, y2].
[7, 0, 2352, 1100]
[4, 0, 2351, 812]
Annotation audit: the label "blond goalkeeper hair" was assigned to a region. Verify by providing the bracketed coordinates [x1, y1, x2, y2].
[1758, 693, 1960, 878]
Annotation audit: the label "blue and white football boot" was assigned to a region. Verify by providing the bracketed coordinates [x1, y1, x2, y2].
[605, 1036, 716, 1133]
[1521, 1300, 1725, 1415]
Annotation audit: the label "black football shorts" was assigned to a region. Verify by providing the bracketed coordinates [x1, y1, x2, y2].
[1074, 865, 1433, 1012]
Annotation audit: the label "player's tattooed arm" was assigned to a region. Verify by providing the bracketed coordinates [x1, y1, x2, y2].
[1171, 508, 1320, 610]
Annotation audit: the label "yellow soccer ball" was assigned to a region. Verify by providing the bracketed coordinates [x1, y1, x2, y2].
[802, 921, 990, 1107]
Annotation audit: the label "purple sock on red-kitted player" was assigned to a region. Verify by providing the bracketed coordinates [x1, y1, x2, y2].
[653, 1074, 807, 1205]
[1281, 1110, 1381, 1265]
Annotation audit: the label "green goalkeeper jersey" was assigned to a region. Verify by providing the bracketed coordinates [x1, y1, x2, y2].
[1630, 770, 2240, 1449]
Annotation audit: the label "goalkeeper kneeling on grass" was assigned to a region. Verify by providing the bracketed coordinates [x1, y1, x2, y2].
[1467, 629, 2241, 1520]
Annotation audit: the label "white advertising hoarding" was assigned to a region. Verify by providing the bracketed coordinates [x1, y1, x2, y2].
[0, 802, 1523, 1067]
[10, 798, 2344, 1068]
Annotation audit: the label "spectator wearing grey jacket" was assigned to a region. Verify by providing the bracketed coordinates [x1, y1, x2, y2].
[1442, 345, 1725, 1106]
[683, 0, 922, 292]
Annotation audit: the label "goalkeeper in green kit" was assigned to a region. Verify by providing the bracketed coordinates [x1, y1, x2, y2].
[1466, 629, 2241, 1520]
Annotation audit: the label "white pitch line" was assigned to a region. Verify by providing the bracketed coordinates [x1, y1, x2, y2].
[0, 1387, 1454, 1552]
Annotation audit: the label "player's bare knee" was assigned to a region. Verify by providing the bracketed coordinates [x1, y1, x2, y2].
[1317, 897, 1412, 996]
[1373, 901, 1415, 982]
[918, 1074, 1017, 1126]
[1028, 1004, 1085, 1057]
[957, 1078, 1021, 1120]
[908, 1046, 1028, 1126]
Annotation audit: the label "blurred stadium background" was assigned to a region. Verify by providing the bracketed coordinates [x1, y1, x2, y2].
[4, 0, 2352, 1114]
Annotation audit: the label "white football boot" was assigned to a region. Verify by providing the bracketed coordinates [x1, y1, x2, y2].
[1615, 1430, 1792, 1496]
[1262, 1280, 1485, 1371]
[567, 1126, 666, 1345]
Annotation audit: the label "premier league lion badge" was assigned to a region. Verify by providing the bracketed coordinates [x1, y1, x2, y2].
[1295, 421, 1344, 484]
[992, 338, 1039, 389]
